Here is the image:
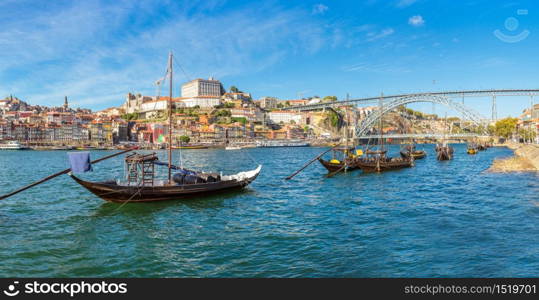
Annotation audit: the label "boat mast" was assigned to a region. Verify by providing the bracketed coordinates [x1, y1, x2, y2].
[443, 112, 447, 146]
[168, 51, 173, 184]
[379, 92, 384, 151]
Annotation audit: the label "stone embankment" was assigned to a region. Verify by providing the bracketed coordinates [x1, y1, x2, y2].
[489, 143, 539, 172]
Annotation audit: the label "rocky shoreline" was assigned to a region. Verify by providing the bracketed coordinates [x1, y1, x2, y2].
[489, 143, 539, 172]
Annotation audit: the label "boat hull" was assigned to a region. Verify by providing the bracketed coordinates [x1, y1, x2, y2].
[400, 150, 426, 159]
[173, 145, 208, 149]
[436, 146, 454, 161]
[318, 158, 359, 172]
[353, 158, 413, 173]
[69, 168, 260, 203]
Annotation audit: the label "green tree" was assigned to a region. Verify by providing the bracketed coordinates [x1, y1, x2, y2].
[231, 117, 247, 124]
[326, 110, 340, 128]
[487, 124, 495, 135]
[229, 86, 241, 93]
[322, 96, 338, 102]
[518, 128, 537, 141]
[179, 135, 190, 144]
[494, 117, 518, 138]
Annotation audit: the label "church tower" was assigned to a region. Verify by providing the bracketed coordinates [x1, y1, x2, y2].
[63, 96, 69, 111]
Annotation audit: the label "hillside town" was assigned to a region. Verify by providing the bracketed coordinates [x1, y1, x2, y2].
[1, 77, 538, 149]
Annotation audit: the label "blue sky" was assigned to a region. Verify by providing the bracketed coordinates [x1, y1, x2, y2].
[0, 0, 537, 118]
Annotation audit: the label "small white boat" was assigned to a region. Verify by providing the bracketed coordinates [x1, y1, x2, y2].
[0, 141, 30, 150]
[225, 146, 242, 150]
[255, 140, 310, 147]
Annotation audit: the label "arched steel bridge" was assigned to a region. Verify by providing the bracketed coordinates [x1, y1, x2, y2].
[282, 89, 539, 137]
[360, 133, 488, 140]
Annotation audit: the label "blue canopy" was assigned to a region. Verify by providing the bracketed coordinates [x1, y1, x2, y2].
[68, 152, 92, 173]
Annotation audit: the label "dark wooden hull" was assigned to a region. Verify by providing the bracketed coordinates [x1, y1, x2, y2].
[400, 150, 426, 159]
[353, 158, 413, 173]
[436, 146, 454, 161]
[69, 168, 260, 203]
[318, 158, 359, 172]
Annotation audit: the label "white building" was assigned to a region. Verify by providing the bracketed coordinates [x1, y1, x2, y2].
[231, 108, 264, 122]
[179, 77, 225, 108]
[181, 77, 225, 98]
[180, 96, 222, 108]
[257, 97, 278, 109]
[267, 111, 302, 124]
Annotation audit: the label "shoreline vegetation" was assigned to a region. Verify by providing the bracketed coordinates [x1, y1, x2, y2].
[489, 143, 539, 172]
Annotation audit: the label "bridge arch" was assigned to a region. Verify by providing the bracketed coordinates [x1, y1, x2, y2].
[356, 94, 487, 137]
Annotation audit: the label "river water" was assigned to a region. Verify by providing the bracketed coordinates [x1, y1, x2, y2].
[0, 144, 537, 277]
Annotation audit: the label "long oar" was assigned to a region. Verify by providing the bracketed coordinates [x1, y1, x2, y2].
[0, 148, 135, 201]
[285, 144, 340, 180]
[326, 163, 347, 178]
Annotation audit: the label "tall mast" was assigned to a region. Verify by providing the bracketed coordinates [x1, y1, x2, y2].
[168, 51, 173, 184]
[379, 92, 384, 151]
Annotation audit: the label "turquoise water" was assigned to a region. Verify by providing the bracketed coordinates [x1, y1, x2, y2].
[0, 145, 537, 277]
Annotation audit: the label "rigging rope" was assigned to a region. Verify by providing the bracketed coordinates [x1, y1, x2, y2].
[172, 56, 191, 82]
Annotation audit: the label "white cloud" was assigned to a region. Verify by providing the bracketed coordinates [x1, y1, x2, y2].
[408, 15, 425, 27]
[312, 3, 328, 15]
[396, 0, 418, 8]
[341, 62, 411, 74]
[0, 1, 333, 110]
[366, 28, 395, 42]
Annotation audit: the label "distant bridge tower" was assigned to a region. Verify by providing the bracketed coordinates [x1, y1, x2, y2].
[491, 95, 497, 122]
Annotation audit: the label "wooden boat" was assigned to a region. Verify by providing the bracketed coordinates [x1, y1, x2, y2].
[354, 149, 414, 172]
[354, 96, 414, 173]
[318, 146, 361, 173]
[400, 145, 426, 159]
[467, 147, 478, 155]
[69, 156, 261, 203]
[435, 114, 454, 161]
[435, 143, 454, 161]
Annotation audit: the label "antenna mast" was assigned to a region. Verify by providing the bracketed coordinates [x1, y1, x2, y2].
[168, 51, 173, 184]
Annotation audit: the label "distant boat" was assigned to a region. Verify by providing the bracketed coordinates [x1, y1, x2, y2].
[467, 146, 478, 155]
[400, 144, 426, 159]
[173, 144, 208, 149]
[0, 141, 30, 150]
[255, 140, 309, 147]
[436, 143, 454, 160]
[225, 146, 242, 150]
[435, 114, 454, 161]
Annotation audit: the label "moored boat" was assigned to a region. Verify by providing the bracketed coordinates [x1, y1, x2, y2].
[435, 143, 454, 160]
[467, 147, 478, 155]
[70, 153, 261, 203]
[400, 144, 426, 159]
[225, 146, 242, 150]
[318, 146, 361, 173]
[354, 149, 414, 172]
[255, 140, 309, 147]
[0, 141, 30, 150]
[173, 144, 208, 149]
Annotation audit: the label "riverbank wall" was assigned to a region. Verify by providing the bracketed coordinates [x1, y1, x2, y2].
[489, 143, 539, 172]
